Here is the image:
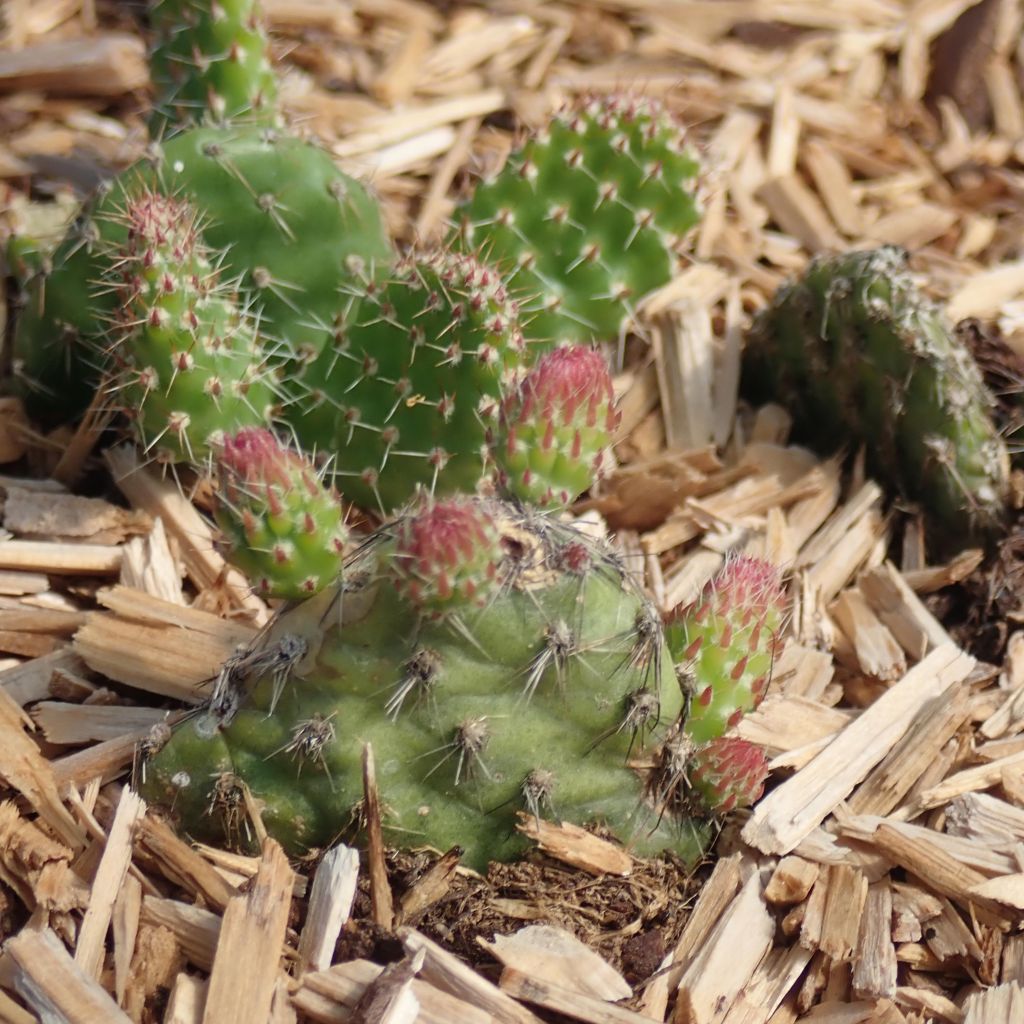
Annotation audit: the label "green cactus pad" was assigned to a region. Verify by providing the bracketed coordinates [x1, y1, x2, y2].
[665, 556, 785, 745]
[493, 345, 619, 507]
[12, 124, 391, 422]
[290, 250, 529, 512]
[149, 0, 279, 131]
[140, 498, 712, 869]
[742, 246, 1009, 548]
[455, 94, 702, 345]
[101, 191, 276, 462]
[214, 428, 347, 598]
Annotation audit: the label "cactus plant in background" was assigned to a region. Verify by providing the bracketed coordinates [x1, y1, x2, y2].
[140, 496, 785, 867]
[287, 249, 530, 512]
[149, 0, 279, 131]
[214, 428, 347, 598]
[454, 94, 702, 347]
[741, 246, 1010, 548]
[664, 555, 786, 744]
[101, 189, 276, 462]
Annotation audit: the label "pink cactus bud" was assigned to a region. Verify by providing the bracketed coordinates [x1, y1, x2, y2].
[689, 737, 769, 814]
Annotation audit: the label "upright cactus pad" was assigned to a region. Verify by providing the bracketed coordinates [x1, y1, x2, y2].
[12, 125, 391, 421]
[665, 556, 786, 744]
[140, 497, 715, 868]
[101, 190, 276, 462]
[214, 428, 346, 598]
[149, 0, 279, 130]
[456, 94, 702, 345]
[742, 247, 1009, 547]
[290, 250, 529, 512]
[493, 345, 619, 508]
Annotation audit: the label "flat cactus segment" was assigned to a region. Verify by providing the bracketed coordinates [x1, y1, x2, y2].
[101, 190, 276, 462]
[214, 428, 347, 598]
[456, 94, 702, 345]
[149, 0, 279, 130]
[140, 500, 713, 869]
[493, 345, 619, 507]
[688, 737, 769, 814]
[665, 556, 785, 744]
[11, 125, 391, 422]
[290, 250, 529, 511]
[742, 246, 1009, 548]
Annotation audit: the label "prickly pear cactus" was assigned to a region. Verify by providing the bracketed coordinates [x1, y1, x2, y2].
[492, 345, 620, 508]
[149, 0, 279, 131]
[664, 556, 786, 745]
[141, 497, 720, 868]
[214, 428, 347, 598]
[742, 246, 1009, 547]
[687, 737, 769, 814]
[12, 125, 391, 424]
[102, 190, 276, 462]
[289, 250, 530, 512]
[455, 94, 702, 345]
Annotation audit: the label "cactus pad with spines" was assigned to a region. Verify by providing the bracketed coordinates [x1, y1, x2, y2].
[742, 246, 1010, 548]
[102, 190, 276, 462]
[493, 345, 619, 507]
[290, 250, 529, 512]
[456, 94, 702, 345]
[214, 428, 347, 598]
[664, 556, 786, 745]
[140, 497, 717, 868]
[149, 0, 279, 131]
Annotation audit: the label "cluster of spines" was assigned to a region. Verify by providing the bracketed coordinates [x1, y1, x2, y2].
[491, 345, 620, 507]
[213, 427, 347, 598]
[455, 93, 702, 346]
[100, 189, 276, 463]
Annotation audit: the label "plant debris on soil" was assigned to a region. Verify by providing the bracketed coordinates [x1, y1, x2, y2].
[6, 1, 1024, 1023]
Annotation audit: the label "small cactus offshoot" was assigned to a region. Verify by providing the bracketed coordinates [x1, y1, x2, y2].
[688, 737, 770, 814]
[492, 345, 619, 507]
[665, 556, 786, 745]
[214, 428, 347, 598]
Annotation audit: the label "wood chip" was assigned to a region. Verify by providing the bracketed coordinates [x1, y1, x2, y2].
[297, 844, 360, 975]
[515, 815, 633, 876]
[0, 33, 147, 94]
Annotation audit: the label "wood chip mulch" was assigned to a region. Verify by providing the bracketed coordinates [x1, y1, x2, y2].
[4, 1, 1024, 1022]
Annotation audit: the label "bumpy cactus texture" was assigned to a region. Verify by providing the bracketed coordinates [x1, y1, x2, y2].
[665, 556, 785, 745]
[688, 737, 769, 814]
[742, 246, 1009, 547]
[141, 497, 718, 868]
[290, 250, 529, 511]
[456, 94, 702, 345]
[149, 0, 279, 131]
[12, 125, 391, 429]
[492, 345, 619, 508]
[214, 428, 346, 598]
[103, 191, 275, 461]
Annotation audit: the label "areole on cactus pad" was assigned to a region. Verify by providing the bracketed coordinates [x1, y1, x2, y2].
[140, 498, 784, 867]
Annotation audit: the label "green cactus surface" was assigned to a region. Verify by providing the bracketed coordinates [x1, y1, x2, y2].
[289, 250, 530, 512]
[214, 428, 347, 598]
[688, 737, 769, 815]
[492, 345, 619, 508]
[664, 556, 785, 745]
[141, 497, 717, 868]
[742, 246, 1009, 548]
[455, 94, 702, 345]
[12, 124, 391, 423]
[102, 190, 276, 462]
[149, 0, 279, 131]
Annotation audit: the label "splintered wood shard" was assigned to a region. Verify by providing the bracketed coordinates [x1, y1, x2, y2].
[743, 642, 975, 855]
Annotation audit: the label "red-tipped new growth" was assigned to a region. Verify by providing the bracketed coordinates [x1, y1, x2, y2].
[215, 427, 346, 599]
[665, 555, 786, 743]
[390, 496, 501, 613]
[492, 345, 620, 508]
[689, 737, 769, 814]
